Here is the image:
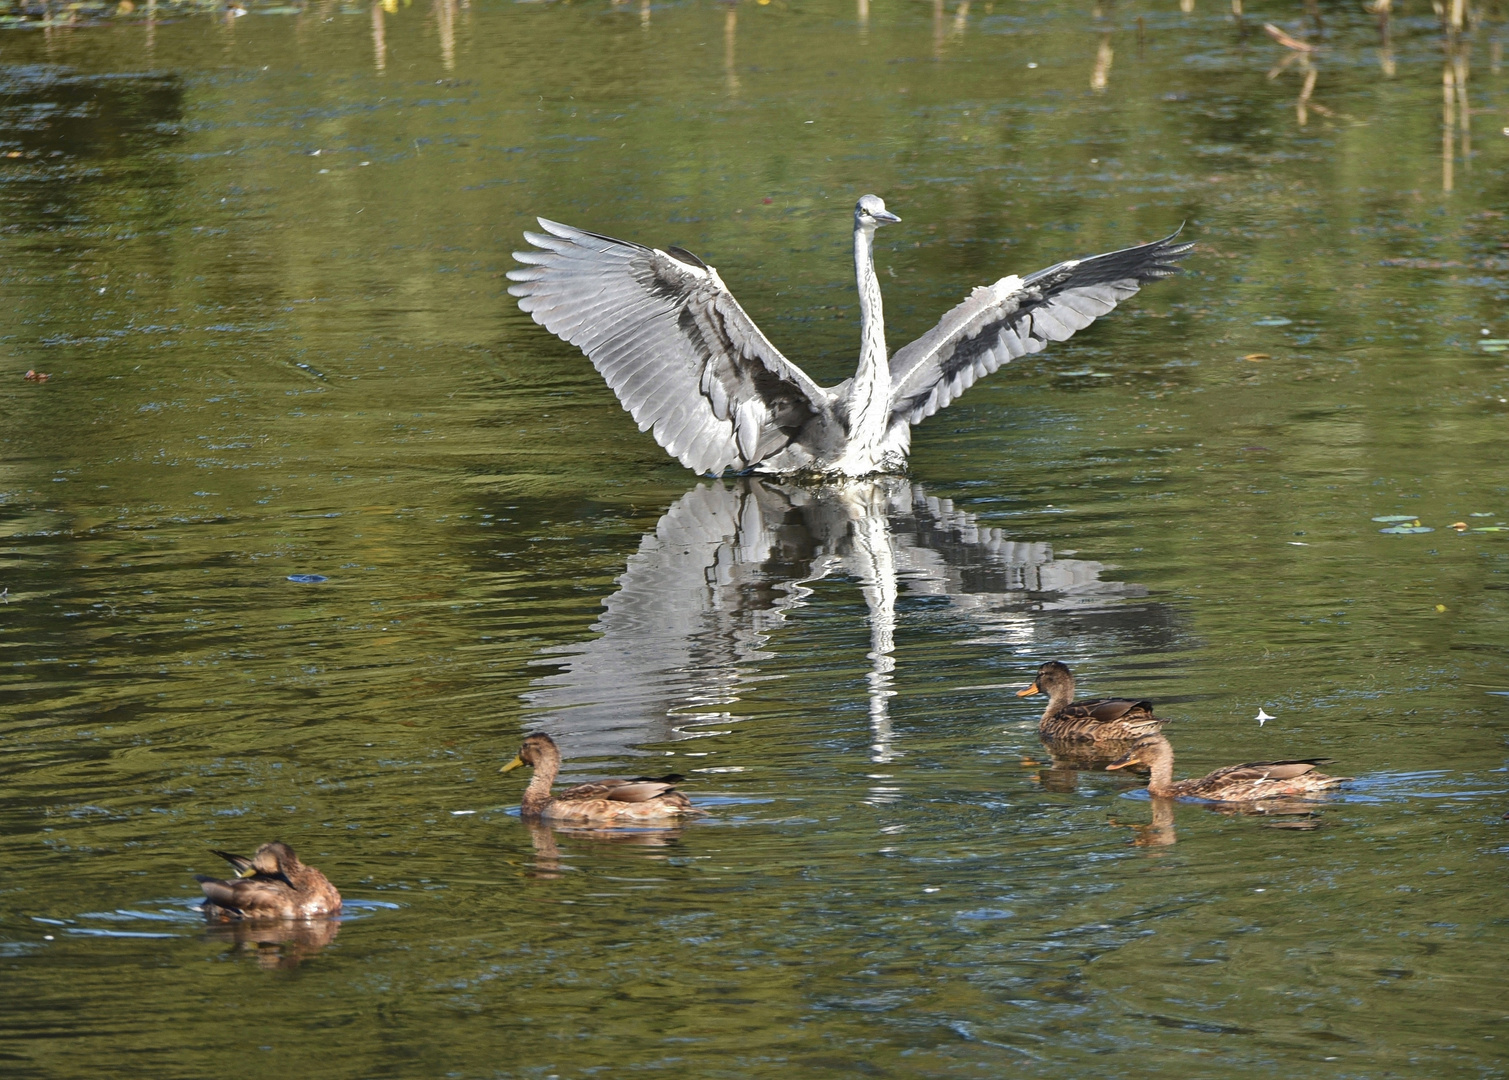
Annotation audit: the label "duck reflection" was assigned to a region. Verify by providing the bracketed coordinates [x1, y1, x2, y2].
[525, 477, 1165, 764]
[202, 917, 341, 971]
[1108, 793, 1325, 847]
[524, 820, 685, 881]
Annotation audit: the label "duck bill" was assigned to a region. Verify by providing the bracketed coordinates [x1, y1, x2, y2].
[1105, 758, 1137, 772]
[1015, 683, 1040, 698]
[499, 755, 526, 774]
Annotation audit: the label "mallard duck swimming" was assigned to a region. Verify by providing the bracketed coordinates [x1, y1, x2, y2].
[501, 733, 704, 824]
[1017, 660, 1166, 743]
[1107, 734, 1351, 802]
[196, 842, 341, 920]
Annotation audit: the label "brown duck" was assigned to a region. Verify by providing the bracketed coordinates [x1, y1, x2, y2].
[1017, 660, 1166, 743]
[501, 732, 704, 825]
[1107, 734, 1351, 802]
[196, 841, 342, 920]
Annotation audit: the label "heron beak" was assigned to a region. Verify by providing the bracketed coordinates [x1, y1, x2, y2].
[1015, 683, 1039, 698]
[500, 755, 526, 774]
[875, 210, 901, 225]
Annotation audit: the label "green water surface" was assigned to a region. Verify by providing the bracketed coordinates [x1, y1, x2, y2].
[1, 1, 1507, 1076]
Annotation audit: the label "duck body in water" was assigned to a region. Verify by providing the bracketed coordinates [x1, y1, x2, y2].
[196, 842, 341, 920]
[1108, 734, 1352, 802]
[508, 196, 1190, 478]
[501, 733, 704, 825]
[1017, 659, 1166, 744]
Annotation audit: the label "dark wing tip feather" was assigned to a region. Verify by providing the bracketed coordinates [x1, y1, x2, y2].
[665, 246, 708, 270]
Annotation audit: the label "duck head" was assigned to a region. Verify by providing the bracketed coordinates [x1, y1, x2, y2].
[500, 732, 561, 774]
[1016, 660, 1075, 702]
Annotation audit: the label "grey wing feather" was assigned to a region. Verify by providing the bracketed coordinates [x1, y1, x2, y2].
[604, 781, 680, 804]
[888, 227, 1192, 427]
[197, 877, 242, 909]
[209, 848, 254, 875]
[557, 779, 679, 803]
[508, 219, 831, 474]
[1214, 759, 1330, 783]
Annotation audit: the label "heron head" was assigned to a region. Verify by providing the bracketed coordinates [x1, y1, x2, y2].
[855, 194, 901, 227]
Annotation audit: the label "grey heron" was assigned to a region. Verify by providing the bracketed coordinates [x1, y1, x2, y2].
[507, 195, 1191, 478]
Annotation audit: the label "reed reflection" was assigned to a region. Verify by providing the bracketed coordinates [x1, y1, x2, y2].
[1091, 32, 1112, 92]
[1443, 34, 1470, 192]
[724, 3, 739, 96]
[1263, 22, 1318, 127]
[524, 478, 1162, 765]
[435, 0, 456, 71]
[372, 0, 386, 75]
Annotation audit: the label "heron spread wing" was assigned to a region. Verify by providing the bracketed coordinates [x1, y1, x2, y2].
[508, 219, 831, 475]
[886, 228, 1193, 428]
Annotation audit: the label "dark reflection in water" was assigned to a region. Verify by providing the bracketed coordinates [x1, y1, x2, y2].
[0, 64, 182, 229]
[526, 477, 1171, 763]
[201, 916, 340, 971]
[1108, 792, 1328, 848]
[523, 819, 685, 880]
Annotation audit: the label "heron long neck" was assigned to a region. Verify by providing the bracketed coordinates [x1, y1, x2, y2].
[849, 222, 890, 446]
[521, 752, 561, 815]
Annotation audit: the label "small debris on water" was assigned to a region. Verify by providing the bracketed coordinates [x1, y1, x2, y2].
[287, 574, 328, 583]
[1256, 708, 1274, 727]
[1378, 520, 1433, 534]
[1253, 316, 1292, 326]
[23, 370, 49, 382]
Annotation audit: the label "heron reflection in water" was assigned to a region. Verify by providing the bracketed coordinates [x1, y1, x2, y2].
[524, 478, 1170, 768]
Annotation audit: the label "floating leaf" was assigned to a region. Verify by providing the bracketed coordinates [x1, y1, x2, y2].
[1479, 338, 1509, 345]
[1435, 604, 1448, 612]
[1379, 525, 1433, 534]
[1243, 353, 1270, 361]
[1472, 526, 1506, 532]
[1253, 316, 1293, 326]
[1371, 515, 1418, 523]
[1483, 344, 1508, 353]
